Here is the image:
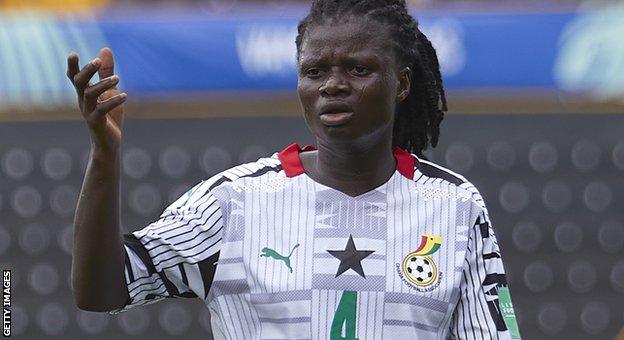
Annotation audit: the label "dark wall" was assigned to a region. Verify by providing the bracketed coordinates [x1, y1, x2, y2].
[1, 114, 622, 339]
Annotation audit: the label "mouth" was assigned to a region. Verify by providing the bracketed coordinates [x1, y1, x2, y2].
[319, 111, 354, 126]
[319, 103, 354, 127]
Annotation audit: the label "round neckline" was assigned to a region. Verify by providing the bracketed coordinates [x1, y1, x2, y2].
[277, 142, 416, 180]
[303, 169, 398, 199]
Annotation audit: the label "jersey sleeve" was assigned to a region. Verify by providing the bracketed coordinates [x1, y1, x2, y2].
[107, 180, 226, 314]
[448, 205, 521, 339]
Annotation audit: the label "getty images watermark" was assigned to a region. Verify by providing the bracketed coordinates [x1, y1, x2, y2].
[3, 270, 10, 337]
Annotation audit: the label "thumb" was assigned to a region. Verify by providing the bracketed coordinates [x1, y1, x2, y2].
[97, 47, 115, 82]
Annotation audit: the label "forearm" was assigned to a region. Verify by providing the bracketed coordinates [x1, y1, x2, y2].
[71, 146, 128, 311]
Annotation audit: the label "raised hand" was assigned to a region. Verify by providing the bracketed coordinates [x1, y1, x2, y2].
[67, 47, 127, 154]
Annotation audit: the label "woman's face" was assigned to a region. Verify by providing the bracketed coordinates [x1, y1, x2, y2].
[296, 17, 410, 147]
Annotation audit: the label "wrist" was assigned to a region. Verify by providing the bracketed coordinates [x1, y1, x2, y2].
[90, 142, 121, 162]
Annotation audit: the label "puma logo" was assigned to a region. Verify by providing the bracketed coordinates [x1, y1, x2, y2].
[260, 243, 300, 273]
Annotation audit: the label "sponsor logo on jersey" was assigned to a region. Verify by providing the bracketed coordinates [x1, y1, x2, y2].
[396, 234, 443, 292]
[260, 243, 300, 273]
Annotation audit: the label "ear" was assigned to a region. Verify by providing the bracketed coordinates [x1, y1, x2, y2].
[396, 66, 411, 103]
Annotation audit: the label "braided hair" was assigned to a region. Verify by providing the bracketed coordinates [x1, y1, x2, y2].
[295, 0, 447, 158]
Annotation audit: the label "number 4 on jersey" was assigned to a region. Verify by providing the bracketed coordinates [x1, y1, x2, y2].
[331, 290, 358, 340]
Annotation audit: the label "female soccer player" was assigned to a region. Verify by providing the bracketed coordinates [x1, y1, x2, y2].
[68, 1, 520, 339]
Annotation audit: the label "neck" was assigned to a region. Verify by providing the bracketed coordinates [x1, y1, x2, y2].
[304, 134, 396, 195]
[317, 142, 394, 179]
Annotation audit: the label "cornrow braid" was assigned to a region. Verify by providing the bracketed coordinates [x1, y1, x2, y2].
[295, 0, 447, 158]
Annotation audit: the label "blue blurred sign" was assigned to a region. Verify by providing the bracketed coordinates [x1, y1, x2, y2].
[99, 10, 571, 92]
[1, 5, 623, 110]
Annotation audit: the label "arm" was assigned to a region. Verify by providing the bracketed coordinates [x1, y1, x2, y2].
[448, 208, 521, 340]
[107, 180, 225, 314]
[67, 48, 129, 311]
[72, 145, 127, 311]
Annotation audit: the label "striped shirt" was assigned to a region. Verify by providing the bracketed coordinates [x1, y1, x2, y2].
[108, 142, 521, 340]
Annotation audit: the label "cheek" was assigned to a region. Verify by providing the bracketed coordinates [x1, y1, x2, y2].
[360, 77, 395, 115]
[297, 80, 318, 127]
[378, 72, 398, 103]
[297, 80, 316, 110]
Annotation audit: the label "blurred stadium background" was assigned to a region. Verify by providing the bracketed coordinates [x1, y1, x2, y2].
[1, 0, 623, 339]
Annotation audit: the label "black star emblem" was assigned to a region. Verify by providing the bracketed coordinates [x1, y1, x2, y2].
[327, 234, 374, 278]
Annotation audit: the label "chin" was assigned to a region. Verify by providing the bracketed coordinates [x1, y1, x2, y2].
[316, 130, 377, 149]
[316, 123, 359, 139]
[324, 123, 393, 146]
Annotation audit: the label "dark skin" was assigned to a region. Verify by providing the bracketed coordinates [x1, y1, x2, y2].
[297, 17, 411, 197]
[68, 16, 411, 311]
[67, 48, 130, 311]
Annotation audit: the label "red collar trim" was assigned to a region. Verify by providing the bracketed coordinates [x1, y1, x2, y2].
[393, 145, 416, 180]
[277, 142, 415, 180]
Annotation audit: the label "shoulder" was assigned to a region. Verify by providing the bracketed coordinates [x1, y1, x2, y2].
[165, 151, 283, 211]
[200, 151, 283, 193]
[411, 154, 488, 212]
[210, 151, 283, 187]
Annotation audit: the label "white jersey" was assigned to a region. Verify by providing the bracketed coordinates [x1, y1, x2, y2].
[108, 143, 521, 340]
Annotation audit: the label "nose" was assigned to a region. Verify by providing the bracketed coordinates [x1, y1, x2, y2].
[318, 70, 349, 96]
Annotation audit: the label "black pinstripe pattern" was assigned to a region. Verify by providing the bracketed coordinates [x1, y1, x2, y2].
[113, 160, 284, 314]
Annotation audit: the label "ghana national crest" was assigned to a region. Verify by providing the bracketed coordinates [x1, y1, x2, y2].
[396, 234, 443, 292]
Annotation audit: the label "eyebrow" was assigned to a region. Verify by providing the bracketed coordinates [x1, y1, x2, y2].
[299, 54, 379, 68]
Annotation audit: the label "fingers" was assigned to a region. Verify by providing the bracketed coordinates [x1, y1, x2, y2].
[71, 57, 102, 92]
[84, 76, 119, 101]
[97, 47, 115, 81]
[83, 76, 120, 112]
[66, 51, 80, 82]
[90, 92, 127, 121]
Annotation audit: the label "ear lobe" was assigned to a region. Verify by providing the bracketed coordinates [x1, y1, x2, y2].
[397, 89, 409, 103]
[397, 67, 411, 103]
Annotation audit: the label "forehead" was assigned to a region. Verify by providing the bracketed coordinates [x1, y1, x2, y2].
[298, 18, 395, 64]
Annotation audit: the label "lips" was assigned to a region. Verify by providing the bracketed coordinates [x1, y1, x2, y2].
[319, 103, 354, 126]
[320, 111, 353, 126]
[320, 103, 353, 116]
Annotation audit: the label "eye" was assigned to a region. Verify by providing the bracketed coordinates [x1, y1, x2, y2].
[352, 65, 369, 76]
[305, 68, 321, 78]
